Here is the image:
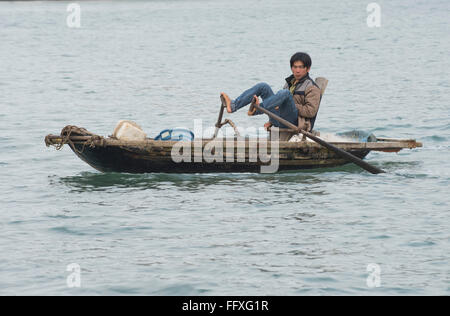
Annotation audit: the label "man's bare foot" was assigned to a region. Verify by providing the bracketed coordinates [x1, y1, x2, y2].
[220, 92, 233, 113]
[248, 95, 259, 116]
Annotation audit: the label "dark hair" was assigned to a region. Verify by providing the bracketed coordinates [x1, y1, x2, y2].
[290, 52, 312, 69]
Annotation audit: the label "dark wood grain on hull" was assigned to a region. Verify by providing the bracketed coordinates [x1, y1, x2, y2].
[70, 142, 369, 173]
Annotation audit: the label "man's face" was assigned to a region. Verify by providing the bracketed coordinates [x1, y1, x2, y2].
[291, 61, 310, 80]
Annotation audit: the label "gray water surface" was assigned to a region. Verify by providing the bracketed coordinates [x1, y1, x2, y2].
[0, 0, 449, 295]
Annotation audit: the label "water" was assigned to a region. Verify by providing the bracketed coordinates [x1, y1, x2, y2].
[0, 0, 449, 295]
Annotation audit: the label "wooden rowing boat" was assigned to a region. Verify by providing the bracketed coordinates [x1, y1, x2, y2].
[44, 125, 422, 173]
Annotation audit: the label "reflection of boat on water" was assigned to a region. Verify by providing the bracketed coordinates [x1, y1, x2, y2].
[45, 125, 422, 174]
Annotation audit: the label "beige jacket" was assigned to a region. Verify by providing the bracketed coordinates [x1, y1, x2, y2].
[283, 74, 321, 131]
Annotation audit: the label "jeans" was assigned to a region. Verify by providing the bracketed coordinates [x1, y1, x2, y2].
[231, 82, 298, 128]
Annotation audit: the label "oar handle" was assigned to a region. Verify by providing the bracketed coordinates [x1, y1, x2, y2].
[213, 103, 226, 138]
[215, 103, 226, 128]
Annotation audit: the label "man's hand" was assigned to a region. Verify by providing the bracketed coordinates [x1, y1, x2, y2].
[264, 122, 272, 131]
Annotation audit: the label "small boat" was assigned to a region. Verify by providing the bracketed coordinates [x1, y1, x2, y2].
[44, 125, 422, 173]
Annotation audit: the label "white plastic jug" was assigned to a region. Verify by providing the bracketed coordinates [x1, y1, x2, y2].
[112, 120, 147, 141]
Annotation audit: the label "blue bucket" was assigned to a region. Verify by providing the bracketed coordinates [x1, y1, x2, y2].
[154, 129, 194, 141]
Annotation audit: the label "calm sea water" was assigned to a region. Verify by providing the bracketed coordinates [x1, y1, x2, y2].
[0, 0, 449, 295]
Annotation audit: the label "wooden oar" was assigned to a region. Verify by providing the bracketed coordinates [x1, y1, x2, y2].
[252, 103, 386, 174]
[213, 103, 226, 138]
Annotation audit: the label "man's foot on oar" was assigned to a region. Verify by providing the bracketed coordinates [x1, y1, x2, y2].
[248, 95, 259, 116]
[220, 92, 233, 113]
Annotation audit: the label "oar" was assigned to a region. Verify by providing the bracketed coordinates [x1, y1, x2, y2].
[213, 103, 226, 138]
[252, 103, 386, 174]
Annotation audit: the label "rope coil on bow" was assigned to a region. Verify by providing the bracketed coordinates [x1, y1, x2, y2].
[45, 125, 104, 154]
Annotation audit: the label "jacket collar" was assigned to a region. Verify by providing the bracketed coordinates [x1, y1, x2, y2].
[285, 73, 310, 87]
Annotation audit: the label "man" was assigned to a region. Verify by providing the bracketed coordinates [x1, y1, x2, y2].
[220, 52, 321, 131]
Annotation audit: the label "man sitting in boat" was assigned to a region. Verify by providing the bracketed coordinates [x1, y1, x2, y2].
[220, 52, 321, 132]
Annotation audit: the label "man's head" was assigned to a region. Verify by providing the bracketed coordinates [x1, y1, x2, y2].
[290, 52, 311, 80]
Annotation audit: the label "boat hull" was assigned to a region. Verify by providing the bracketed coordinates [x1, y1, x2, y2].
[45, 125, 421, 174]
[69, 141, 370, 173]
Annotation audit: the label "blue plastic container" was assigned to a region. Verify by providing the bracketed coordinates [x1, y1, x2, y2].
[154, 129, 195, 141]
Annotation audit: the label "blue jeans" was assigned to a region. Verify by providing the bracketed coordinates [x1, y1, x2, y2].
[231, 82, 298, 128]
